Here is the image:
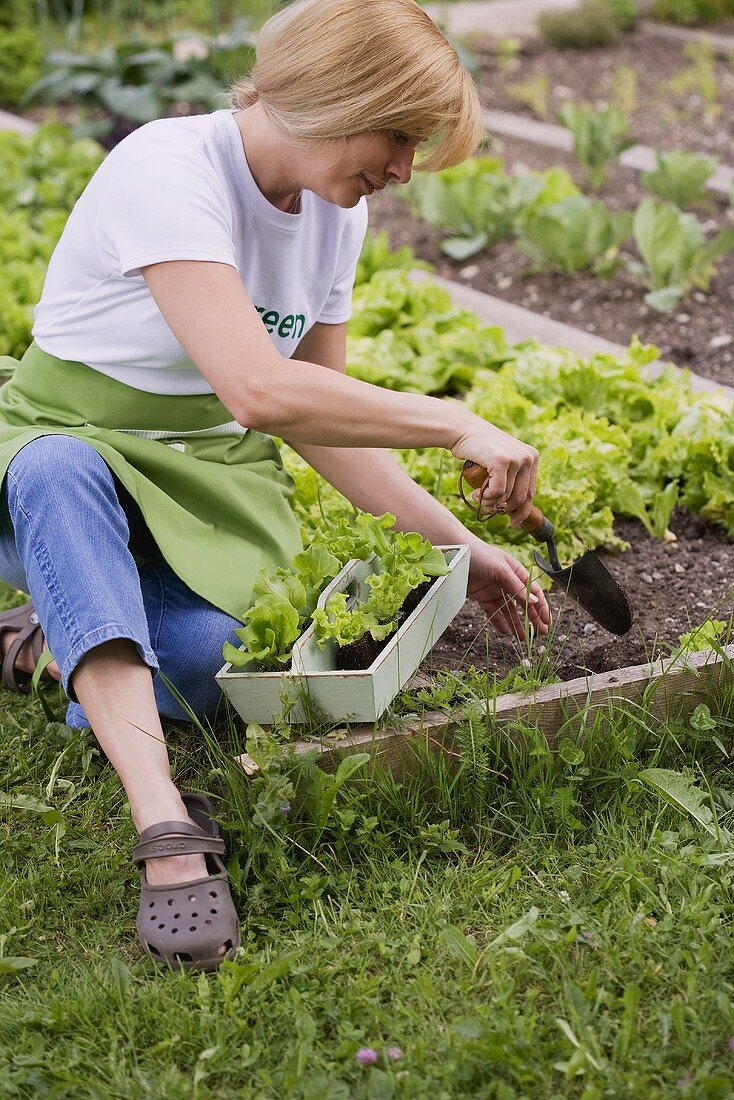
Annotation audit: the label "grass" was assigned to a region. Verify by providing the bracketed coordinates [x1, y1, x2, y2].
[2, 640, 734, 1097]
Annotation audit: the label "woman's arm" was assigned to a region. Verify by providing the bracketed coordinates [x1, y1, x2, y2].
[286, 324, 550, 638]
[290, 438, 468, 543]
[286, 320, 469, 541]
[141, 260, 538, 522]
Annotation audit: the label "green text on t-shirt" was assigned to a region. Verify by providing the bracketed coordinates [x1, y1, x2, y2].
[256, 306, 306, 340]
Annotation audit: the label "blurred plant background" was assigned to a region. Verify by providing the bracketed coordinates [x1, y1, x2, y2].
[0, 0, 275, 122]
[0, 0, 276, 145]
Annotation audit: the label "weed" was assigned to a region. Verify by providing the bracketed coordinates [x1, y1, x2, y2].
[610, 64, 639, 116]
[540, 0, 621, 50]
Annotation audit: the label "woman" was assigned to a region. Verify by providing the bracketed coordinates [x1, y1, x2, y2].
[0, 0, 549, 971]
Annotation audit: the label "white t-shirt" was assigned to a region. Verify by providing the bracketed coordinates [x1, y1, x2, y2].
[31, 109, 369, 394]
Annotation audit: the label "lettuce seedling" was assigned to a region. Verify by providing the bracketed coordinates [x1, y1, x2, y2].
[312, 538, 448, 652]
[223, 594, 302, 669]
[355, 229, 433, 287]
[225, 513, 449, 668]
[678, 618, 727, 654]
[629, 197, 734, 311]
[400, 156, 545, 259]
[558, 102, 636, 190]
[641, 149, 717, 210]
[312, 594, 397, 650]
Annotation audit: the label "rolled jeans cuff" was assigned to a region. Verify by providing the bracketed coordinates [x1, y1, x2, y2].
[59, 622, 159, 702]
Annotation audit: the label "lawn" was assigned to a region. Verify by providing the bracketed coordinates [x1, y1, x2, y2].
[2, 673, 734, 1097]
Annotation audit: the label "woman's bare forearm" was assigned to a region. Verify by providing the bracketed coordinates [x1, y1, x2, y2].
[246, 354, 470, 450]
[286, 441, 483, 549]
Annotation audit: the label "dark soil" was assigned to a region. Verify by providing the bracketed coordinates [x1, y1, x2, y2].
[424, 509, 734, 681]
[478, 27, 734, 160]
[336, 579, 435, 670]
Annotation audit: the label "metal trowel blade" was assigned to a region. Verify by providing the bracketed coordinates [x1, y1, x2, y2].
[533, 548, 633, 636]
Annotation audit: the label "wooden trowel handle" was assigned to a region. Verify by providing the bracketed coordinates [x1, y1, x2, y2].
[460, 461, 553, 541]
[520, 505, 547, 536]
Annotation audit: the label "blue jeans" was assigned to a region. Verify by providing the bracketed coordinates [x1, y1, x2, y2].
[0, 435, 245, 729]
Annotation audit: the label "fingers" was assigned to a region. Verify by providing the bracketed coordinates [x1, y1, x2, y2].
[487, 594, 530, 639]
[466, 541, 552, 640]
[504, 462, 532, 518]
[487, 606, 511, 636]
[476, 471, 508, 514]
[508, 496, 534, 528]
[468, 445, 540, 521]
[530, 578, 552, 627]
[490, 594, 549, 639]
[500, 562, 551, 636]
[481, 587, 539, 640]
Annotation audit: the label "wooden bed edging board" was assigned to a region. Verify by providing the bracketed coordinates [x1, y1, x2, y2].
[272, 642, 734, 777]
[639, 20, 734, 58]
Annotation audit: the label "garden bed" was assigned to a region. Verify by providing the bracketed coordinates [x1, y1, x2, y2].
[424, 510, 734, 682]
[366, 149, 734, 387]
[8, 66, 734, 705]
[477, 26, 734, 160]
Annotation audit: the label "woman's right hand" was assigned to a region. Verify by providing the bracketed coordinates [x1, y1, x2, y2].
[450, 417, 539, 527]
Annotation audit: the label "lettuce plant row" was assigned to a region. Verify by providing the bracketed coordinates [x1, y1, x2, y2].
[290, 268, 734, 586]
[0, 124, 105, 360]
[400, 154, 734, 312]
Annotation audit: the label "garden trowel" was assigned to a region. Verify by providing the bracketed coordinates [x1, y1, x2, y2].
[460, 461, 633, 635]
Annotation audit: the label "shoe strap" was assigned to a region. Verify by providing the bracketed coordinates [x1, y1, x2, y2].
[1, 604, 44, 694]
[132, 821, 225, 866]
[138, 819, 214, 842]
[3, 623, 38, 692]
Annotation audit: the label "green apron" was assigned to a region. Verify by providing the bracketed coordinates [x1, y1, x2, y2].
[0, 341, 303, 622]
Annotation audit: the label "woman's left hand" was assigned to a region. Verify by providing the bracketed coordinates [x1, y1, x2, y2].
[466, 539, 551, 638]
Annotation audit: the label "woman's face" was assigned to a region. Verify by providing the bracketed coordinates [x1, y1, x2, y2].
[306, 129, 419, 207]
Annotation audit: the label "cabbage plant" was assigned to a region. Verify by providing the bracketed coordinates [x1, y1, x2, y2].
[517, 195, 632, 275]
[400, 157, 578, 260]
[558, 102, 636, 190]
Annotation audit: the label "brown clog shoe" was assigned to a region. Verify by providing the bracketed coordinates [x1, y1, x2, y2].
[132, 792, 241, 972]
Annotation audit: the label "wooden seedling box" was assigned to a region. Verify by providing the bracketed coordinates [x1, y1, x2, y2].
[216, 544, 470, 724]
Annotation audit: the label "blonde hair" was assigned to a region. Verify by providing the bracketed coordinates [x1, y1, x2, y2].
[223, 0, 485, 173]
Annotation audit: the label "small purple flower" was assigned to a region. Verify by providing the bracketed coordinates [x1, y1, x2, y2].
[356, 1047, 378, 1065]
[387, 1046, 403, 1062]
[728, 1036, 734, 1051]
[279, 802, 291, 815]
[677, 1075, 693, 1086]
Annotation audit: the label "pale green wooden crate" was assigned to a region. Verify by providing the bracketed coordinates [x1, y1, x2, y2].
[215, 544, 470, 724]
